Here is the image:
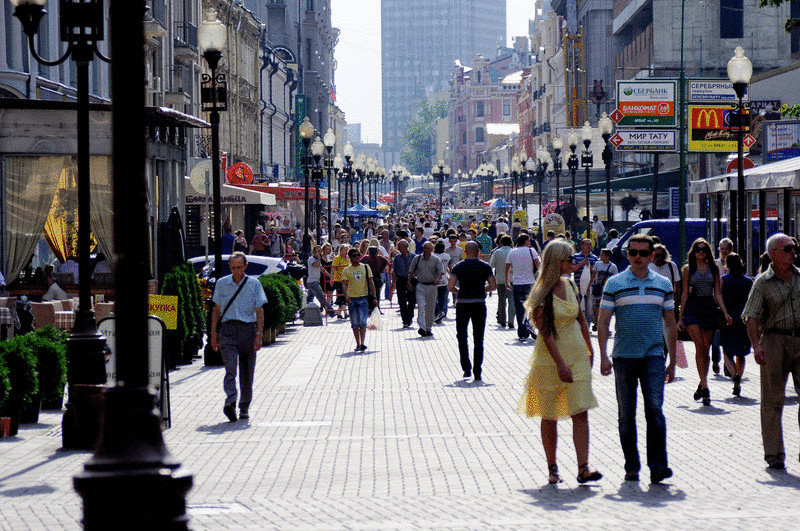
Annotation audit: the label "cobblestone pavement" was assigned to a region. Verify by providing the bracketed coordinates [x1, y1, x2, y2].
[2, 294, 800, 529]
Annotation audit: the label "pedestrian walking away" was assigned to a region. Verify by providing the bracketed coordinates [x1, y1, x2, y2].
[489, 234, 515, 328]
[342, 247, 377, 352]
[516, 240, 601, 485]
[449, 241, 496, 381]
[598, 233, 677, 484]
[505, 233, 540, 341]
[719, 253, 753, 397]
[742, 233, 800, 470]
[408, 241, 443, 337]
[211, 252, 267, 422]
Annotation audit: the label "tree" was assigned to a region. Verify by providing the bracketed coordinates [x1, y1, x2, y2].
[619, 194, 640, 223]
[759, 1, 800, 32]
[401, 99, 449, 175]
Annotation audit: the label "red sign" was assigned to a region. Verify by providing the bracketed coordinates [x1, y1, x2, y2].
[743, 134, 756, 148]
[609, 109, 624, 123]
[726, 157, 755, 174]
[226, 162, 254, 185]
[609, 133, 623, 147]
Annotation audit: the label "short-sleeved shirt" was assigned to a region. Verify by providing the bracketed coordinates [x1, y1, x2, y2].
[213, 274, 268, 323]
[488, 245, 512, 284]
[599, 267, 674, 358]
[452, 259, 494, 303]
[572, 252, 599, 283]
[476, 233, 493, 255]
[361, 253, 389, 279]
[741, 265, 800, 330]
[506, 246, 539, 285]
[393, 252, 416, 277]
[445, 244, 464, 265]
[332, 255, 349, 282]
[307, 256, 323, 283]
[342, 263, 373, 298]
[409, 253, 443, 284]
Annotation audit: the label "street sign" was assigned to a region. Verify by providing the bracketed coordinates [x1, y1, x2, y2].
[609, 109, 624, 123]
[688, 105, 750, 152]
[726, 157, 755, 173]
[616, 80, 676, 127]
[227, 162, 254, 185]
[669, 187, 680, 218]
[608, 129, 678, 152]
[687, 79, 749, 103]
[743, 134, 756, 148]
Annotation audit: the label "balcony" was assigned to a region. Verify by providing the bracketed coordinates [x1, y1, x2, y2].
[165, 65, 193, 106]
[174, 22, 198, 60]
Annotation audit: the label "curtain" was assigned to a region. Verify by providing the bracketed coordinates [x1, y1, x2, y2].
[43, 164, 78, 264]
[4, 157, 65, 283]
[89, 155, 117, 266]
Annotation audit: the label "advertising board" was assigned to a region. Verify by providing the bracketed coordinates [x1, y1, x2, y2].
[687, 79, 749, 103]
[688, 105, 750, 152]
[610, 129, 677, 152]
[763, 121, 800, 162]
[615, 80, 676, 127]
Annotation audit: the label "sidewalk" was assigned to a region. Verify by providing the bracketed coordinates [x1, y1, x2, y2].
[2, 293, 800, 529]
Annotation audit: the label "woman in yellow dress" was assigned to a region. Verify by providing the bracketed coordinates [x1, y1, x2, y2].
[517, 240, 602, 484]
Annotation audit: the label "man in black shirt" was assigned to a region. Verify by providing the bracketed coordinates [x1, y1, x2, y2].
[449, 241, 496, 381]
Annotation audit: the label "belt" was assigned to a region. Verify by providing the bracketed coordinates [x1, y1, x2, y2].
[418, 281, 435, 285]
[766, 328, 800, 337]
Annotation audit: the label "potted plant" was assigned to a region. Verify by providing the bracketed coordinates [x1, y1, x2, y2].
[259, 276, 284, 344]
[23, 326, 68, 411]
[161, 262, 206, 367]
[0, 336, 38, 434]
[0, 358, 10, 437]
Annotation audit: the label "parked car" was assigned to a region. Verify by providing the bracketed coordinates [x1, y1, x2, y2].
[188, 254, 287, 280]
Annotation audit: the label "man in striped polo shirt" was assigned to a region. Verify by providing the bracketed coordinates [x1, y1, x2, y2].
[597, 233, 677, 484]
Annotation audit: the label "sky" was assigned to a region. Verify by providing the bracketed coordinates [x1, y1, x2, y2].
[330, 0, 536, 145]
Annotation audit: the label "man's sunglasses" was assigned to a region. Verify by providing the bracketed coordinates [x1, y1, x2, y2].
[627, 249, 652, 257]
[780, 244, 799, 254]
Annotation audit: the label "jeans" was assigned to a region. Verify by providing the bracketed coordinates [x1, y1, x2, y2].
[511, 283, 533, 339]
[383, 271, 391, 299]
[457, 303, 487, 376]
[435, 285, 449, 317]
[347, 296, 369, 329]
[612, 356, 668, 473]
[306, 281, 327, 310]
[578, 293, 595, 325]
[496, 283, 514, 326]
[395, 276, 414, 326]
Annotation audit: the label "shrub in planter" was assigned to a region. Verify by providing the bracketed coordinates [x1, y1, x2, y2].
[0, 359, 9, 437]
[274, 281, 298, 324]
[274, 273, 303, 312]
[259, 276, 285, 336]
[23, 326, 68, 410]
[162, 262, 206, 366]
[0, 336, 38, 433]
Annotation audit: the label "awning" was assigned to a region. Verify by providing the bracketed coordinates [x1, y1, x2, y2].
[689, 156, 800, 194]
[184, 177, 276, 206]
[563, 169, 682, 195]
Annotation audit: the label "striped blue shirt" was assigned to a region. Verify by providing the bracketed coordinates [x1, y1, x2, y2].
[600, 267, 674, 359]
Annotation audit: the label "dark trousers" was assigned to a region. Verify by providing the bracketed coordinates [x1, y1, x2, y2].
[512, 283, 533, 338]
[613, 356, 668, 473]
[435, 285, 449, 317]
[496, 283, 514, 326]
[456, 303, 487, 376]
[220, 320, 258, 412]
[395, 276, 414, 326]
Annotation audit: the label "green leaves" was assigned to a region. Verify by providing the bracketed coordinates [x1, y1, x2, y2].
[401, 99, 449, 174]
[758, 0, 800, 32]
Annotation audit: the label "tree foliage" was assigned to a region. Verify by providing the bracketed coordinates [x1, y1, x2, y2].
[401, 99, 449, 175]
[759, 0, 800, 32]
[620, 194, 640, 222]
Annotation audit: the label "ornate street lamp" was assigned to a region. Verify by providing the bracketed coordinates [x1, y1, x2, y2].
[310, 136, 325, 245]
[510, 156, 521, 208]
[333, 153, 343, 216]
[551, 135, 564, 208]
[728, 46, 752, 257]
[581, 121, 594, 226]
[431, 159, 450, 227]
[598, 112, 615, 225]
[533, 149, 552, 245]
[323, 128, 336, 241]
[11, 0, 113, 449]
[298, 117, 315, 260]
[342, 141, 354, 225]
[503, 164, 511, 203]
[567, 130, 580, 233]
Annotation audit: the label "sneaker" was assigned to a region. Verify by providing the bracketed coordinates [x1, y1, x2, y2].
[239, 410, 249, 420]
[591, 324, 598, 332]
[223, 404, 237, 422]
[508, 324, 514, 329]
[463, 370, 471, 378]
[425, 330, 434, 337]
[418, 328, 427, 337]
[624, 472, 640, 482]
[767, 458, 785, 470]
[650, 467, 673, 484]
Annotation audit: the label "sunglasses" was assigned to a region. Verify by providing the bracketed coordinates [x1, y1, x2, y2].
[781, 244, 799, 254]
[627, 249, 652, 257]
[695, 247, 708, 253]
[653, 253, 665, 259]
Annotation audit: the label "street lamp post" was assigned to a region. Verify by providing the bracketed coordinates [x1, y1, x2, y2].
[310, 136, 325, 245]
[342, 141, 354, 226]
[552, 135, 564, 209]
[728, 46, 752, 257]
[533, 149, 551, 245]
[299, 117, 315, 261]
[510, 156, 521, 209]
[581, 121, 594, 227]
[323, 128, 336, 242]
[567, 131, 579, 234]
[12, 0, 112, 449]
[599, 112, 615, 225]
[431, 159, 450, 228]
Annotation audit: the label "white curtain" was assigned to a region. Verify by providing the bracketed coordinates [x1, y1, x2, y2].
[4, 156, 65, 283]
[89, 155, 117, 266]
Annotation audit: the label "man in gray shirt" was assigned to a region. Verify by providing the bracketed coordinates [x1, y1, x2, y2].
[408, 241, 443, 337]
[489, 234, 515, 328]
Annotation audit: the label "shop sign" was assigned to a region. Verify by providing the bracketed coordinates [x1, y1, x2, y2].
[687, 79, 749, 103]
[615, 80, 677, 127]
[688, 105, 750, 152]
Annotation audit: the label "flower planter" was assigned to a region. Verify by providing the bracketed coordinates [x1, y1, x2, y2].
[0, 417, 11, 437]
[20, 393, 42, 424]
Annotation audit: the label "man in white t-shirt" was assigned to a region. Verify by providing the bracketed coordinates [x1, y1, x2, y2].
[504, 233, 540, 341]
[495, 217, 509, 236]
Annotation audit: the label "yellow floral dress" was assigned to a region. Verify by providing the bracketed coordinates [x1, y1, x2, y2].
[517, 283, 597, 420]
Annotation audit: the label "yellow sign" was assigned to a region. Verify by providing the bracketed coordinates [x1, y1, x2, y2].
[543, 213, 566, 235]
[689, 105, 750, 152]
[513, 209, 527, 228]
[148, 294, 178, 330]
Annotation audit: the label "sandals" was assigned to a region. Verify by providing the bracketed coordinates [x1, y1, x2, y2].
[548, 464, 562, 484]
[694, 384, 711, 406]
[732, 374, 741, 397]
[693, 384, 703, 401]
[577, 463, 602, 484]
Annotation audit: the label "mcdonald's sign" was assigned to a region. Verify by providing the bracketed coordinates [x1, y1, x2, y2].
[688, 105, 750, 152]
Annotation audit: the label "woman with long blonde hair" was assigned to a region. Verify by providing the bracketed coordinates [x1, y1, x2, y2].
[517, 240, 601, 485]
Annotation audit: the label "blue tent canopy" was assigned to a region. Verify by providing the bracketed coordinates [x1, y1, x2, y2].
[340, 203, 383, 218]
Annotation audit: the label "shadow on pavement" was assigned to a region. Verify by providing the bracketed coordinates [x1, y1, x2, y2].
[0, 449, 77, 484]
[603, 483, 687, 506]
[759, 468, 800, 489]
[196, 421, 252, 433]
[675, 405, 731, 415]
[722, 396, 758, 406]
[339, 350, 374, 358]
[519, 485, 599, 510]
[443, 379, 495, 389]
[0, 484, 57, 497]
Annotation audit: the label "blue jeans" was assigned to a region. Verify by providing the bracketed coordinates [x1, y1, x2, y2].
[347, 296, 369, 329]
[382, 271, 391, 299]
[435, 285, 449, 317]
[511, 283, 533, 339]
[613, 356, 668, 473]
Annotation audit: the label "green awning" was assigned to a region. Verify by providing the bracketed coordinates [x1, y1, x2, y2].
[562, 169, 682, 195]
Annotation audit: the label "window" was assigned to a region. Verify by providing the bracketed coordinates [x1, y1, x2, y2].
[462, 131, 467, 145]
[720, 0, 743, 39]
[306, 0, 314, 11]
[476, 127, 485, 143]
[476, 100, 484, 117]
[503, 100, 511, 116]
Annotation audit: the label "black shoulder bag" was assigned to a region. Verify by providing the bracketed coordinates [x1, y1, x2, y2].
[217, 277, 250, 330]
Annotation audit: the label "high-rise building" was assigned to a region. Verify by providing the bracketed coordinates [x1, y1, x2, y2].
[381, 0, 506, 158]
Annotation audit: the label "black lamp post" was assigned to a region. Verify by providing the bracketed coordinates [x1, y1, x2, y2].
[341, 141, 354, 226]
[599, 112, 615, 225]
[567, 131, 579, 233]
[727, 46, 752, 258]
[72, 1, 192, 525]
[431, 159, 450, 228]
[310, 136, 325, 245]
[502, 164, 510, 204]
[533, 148, 552, 245]
[510, 157, 521, 208]
[581, 121, 594, 226]
[12, 0, 111, 449]
[323, 128, 336, 242]
[551, 135, 564, 208]
[299, 117, 315, 261]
